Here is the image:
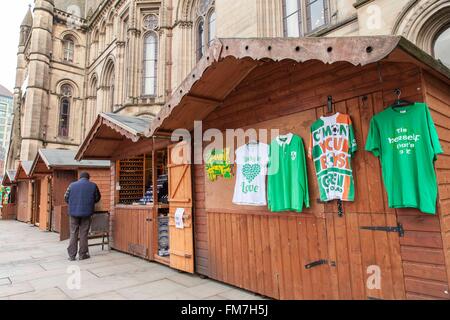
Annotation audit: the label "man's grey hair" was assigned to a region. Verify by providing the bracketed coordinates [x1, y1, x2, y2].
[80, 172, 90, 180]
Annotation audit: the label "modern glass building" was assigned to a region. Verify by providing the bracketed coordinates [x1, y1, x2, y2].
[0, 84, 13, 174]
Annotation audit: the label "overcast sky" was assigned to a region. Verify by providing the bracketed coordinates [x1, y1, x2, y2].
[0, 1, 33, 93]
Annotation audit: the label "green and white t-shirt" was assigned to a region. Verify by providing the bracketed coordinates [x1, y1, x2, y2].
[267, 134, 310, 212]
[365, 102, 443, 214]
[308, 113, 357, 202]
[233, 143, 269, 206]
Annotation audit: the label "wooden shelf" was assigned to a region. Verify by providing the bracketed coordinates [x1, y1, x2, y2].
[118, 156, 145, 205]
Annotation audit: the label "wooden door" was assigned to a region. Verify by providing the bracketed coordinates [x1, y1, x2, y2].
[113, 207, 153, 260]
[326, 212, 405, 300]
[39, 177, 51, 231]
[168, 142, 194, 273]
[16, 182, 29, 223]
[323, 92, 405, 300]
[32, 180, 41, 225]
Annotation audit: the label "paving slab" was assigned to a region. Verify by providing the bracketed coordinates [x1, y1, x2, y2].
[0, 282, 35, 298]
[80, 291, 127, 300]
[117, 279, 188, 300]
[0, 220, 264, 300]
[9, 287, 69, 300]
[217, 288, 266, 300]
[182, 281, 236, 299]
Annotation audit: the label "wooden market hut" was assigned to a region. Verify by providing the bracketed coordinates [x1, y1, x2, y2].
[14, 161, 34, 223]
[78, 36, 450, 300]
[0, 170, 17, 220]
[29, 148, 111, 236]
[75, 113, 173, 266]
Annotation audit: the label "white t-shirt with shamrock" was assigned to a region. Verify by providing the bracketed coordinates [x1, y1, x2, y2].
[232, 143, 270, 206]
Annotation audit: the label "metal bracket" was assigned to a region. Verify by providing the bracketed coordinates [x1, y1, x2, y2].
[305, 259, 330, 269]
[327, 96, 333, 113]
[360, 223, 405, 237]
[337, 200, 344, 218]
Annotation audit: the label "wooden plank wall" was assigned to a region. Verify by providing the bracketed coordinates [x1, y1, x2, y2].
[208, 211, 332, 299]
[194, 60, 450, 299]
[82, 168, 112, 212]
[0, 204, 17, 220]
[109, 163, 116, 248]
[422, 71, 450, 299]
[193, 164, 208, 275]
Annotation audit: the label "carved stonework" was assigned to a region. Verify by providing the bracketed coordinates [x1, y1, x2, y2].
[177, 20, 194, 29]
[143, 14, 159, 31]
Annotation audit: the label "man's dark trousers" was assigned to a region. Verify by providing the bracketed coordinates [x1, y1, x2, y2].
[68, 216, 91, 259]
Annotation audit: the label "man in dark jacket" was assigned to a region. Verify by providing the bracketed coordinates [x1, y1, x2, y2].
[64, 172, 101, 261]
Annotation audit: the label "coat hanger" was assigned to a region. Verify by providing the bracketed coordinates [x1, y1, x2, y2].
[389, 89, 413, 109]
[325, 96, 334, 115]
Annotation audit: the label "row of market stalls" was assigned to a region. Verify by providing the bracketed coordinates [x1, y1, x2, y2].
[74, 36, 450, 300]
[1, 35, 449, 300]
[0, 149, 110, 240]
[0, 170, 18, 220]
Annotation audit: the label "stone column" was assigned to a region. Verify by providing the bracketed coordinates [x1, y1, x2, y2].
[20, 0, 54, 161]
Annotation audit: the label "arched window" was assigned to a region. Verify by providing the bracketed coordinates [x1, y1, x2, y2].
[197, 20, 205, 60]
[208, 10, 216, 46]
[109, 72, 115, 111]
[58, 84, 73, 137]
[196, 0, 215, 61]
[434, 26, 450, 67]
[63, 36, 75, 62]
[102, 59, 115, 112]
[91, 31, 99, 62]
[143, 32, 158, 96]
[89, 75, 98, 128]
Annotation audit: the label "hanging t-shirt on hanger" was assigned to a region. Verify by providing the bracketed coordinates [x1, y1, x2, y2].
[308, 113, 358, 202]
[267, 133, 310, 212]
[232, 142, 270, 206]
[365, 102, 443, 214]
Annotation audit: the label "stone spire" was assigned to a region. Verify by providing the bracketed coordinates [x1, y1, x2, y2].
[19, 5, 33, 46]
[21, 5, 33, 27]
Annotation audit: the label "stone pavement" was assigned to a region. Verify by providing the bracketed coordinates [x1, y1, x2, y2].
[0, 221, 265, 300]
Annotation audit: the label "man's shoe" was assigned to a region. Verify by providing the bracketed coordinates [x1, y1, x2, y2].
[68, 257, 76, 261]
[78, 255, 91, 261]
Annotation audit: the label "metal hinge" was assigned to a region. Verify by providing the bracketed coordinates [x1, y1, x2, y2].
[360, 223, 404, 237]
[305, 259, 336, 269]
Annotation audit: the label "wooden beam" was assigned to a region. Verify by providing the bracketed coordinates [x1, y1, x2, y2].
[186, 94, 223, 105]
[94, 137, 124, 142]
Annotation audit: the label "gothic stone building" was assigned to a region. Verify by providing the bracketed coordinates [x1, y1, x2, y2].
[6, 0, 450, 169]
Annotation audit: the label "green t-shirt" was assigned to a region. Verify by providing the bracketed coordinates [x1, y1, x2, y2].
[267, 133, 310, 212]
[365, 103, 443, 214]
[308, 113, 357, 202]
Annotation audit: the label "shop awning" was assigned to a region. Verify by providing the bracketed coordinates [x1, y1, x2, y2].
[76, 113, 169, 161]
[76, 113, 148, 160]
[31, 148, 111, 176]
[1, 170, 17, 186]
[145, 36, 450, 137]
[15, 161, 34, 181]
